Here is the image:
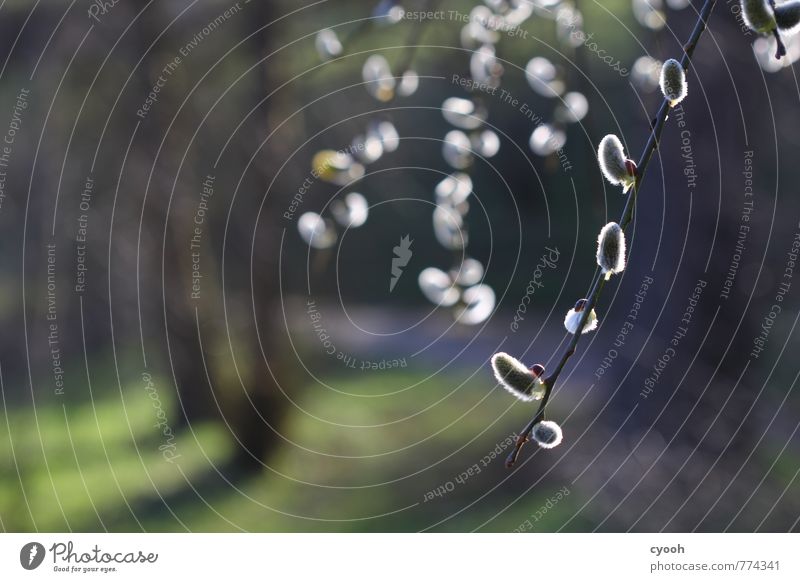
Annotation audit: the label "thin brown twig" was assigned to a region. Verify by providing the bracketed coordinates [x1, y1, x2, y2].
[768, 0, 788, 58]
[392, 0, 442, 80]
[506, 0, 718, 468]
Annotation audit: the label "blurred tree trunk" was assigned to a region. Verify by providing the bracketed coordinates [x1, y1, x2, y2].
[131, 0, 288, 472]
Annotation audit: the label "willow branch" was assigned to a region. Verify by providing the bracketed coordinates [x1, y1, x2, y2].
[392, 0, 442, 79]
[506, 0, 718, 468]
[768, 1, 787, 58]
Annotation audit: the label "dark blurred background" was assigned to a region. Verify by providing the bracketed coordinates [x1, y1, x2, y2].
[0, 0, 798, 532]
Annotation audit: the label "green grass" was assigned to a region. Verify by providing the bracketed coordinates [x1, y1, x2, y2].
[1, 367, 597, 532]
[0, 377, 231, 531]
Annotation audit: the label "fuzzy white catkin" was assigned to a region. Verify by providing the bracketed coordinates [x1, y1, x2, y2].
[490, 352, 545, 402]
[564, 307, 598, 334]
[775, 1, 800, 32]
[597, 222, 627, 278]
[597, 134, 635, 192]
[659, 59, 687, 106]
[532, 420, 563, 449]
[741, 0, 777, 34]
